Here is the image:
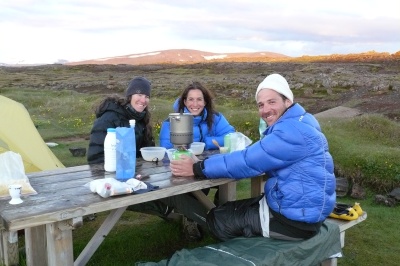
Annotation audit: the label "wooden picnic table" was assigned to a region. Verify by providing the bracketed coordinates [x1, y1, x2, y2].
[0, 150, 236, 266]
[0, 149, 367, 266]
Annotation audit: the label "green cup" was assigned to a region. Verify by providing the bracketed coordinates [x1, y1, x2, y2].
[224, 134, 231, 152]
[172, 150, 191, 160]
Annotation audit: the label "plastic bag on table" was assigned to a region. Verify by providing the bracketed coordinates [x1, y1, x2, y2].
[85, 177, 148, 198]
[229, 132, 253, 152]
[0, 151, 37, 199]
[86, 178, 131, 198]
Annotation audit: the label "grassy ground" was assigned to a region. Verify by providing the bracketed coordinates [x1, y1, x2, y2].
[70, 195, 399, 266]
[2, 76, 399, 265]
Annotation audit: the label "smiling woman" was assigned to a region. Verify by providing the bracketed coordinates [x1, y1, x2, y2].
[87, 76, 155, 164]
[159, 81, 236, 150]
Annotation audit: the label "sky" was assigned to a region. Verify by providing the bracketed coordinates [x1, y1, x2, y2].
[1, 0, 399, 65]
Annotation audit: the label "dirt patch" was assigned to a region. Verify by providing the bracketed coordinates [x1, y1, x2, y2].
[53, 135, 89, 143]
[315, 106, 362, 119]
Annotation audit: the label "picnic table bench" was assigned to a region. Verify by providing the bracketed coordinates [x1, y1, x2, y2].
[323, 212, 367, 265]
[138, 212, 367, 266]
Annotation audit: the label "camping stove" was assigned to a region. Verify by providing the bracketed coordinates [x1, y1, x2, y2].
[169, 113, 193, 150]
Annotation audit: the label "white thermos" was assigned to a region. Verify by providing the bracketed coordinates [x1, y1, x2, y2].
[104, 128, 116, 172]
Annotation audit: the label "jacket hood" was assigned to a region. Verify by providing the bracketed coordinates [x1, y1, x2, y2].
[96, 99, 126, 118]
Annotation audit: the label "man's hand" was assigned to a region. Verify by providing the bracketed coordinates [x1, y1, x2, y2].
[170, 154, 198, 177]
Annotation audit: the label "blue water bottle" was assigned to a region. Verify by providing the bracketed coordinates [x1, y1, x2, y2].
[115, 120, 136, 181]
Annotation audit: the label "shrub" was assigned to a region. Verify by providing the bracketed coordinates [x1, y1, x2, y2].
[320, 114, 400, 193]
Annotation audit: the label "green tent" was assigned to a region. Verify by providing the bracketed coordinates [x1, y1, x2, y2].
[0, 95, 64, 173]
[138, 222, 342, 266]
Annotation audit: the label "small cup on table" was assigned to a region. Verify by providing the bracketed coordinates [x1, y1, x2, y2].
[219, 146, 229, 154]
[8, 184, 23, 205]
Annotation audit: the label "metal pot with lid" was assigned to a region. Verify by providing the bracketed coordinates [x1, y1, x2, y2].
[169, 113, 193, 147]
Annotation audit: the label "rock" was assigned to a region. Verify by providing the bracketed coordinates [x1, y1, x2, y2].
[69, 147, 87, 157]
[335, 177, 349, 197]
[351, 183, 366, 199]
[304, 88, 314, 96]
[374, 194, 397, 207]
[388, 187, 400, 201]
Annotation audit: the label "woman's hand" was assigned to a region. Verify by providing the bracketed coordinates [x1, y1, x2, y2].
[170, 154, 198, 177]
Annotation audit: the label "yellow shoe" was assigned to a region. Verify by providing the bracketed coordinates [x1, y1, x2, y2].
[329, 205, 359, 221]
[353, 202, 363, 216]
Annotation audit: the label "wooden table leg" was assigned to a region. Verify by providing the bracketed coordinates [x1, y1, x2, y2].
[0, 230, 19, 266]
[0, 231, 3, 265]
[74, 207, 127, 266]
[25, 225, 47, 266]
[251, 175, 265, 197]
[218, 181, 236, 204]
[46, 220, 74, 266]
[191, 190, 216, 211]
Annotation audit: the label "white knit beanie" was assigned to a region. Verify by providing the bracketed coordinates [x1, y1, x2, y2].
[255, 74, 293, 102]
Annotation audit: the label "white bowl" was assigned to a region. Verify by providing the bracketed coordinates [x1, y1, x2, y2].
[140, 147, 166, 161]
[189, 142, 205, 155]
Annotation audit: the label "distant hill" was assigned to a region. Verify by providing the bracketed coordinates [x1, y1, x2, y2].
[66, 49, 400, 66]
[66, 49, 290, 65]
[3, 49, 398, 67]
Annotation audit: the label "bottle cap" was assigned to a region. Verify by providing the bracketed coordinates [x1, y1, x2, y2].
[129, 120, 136, 127]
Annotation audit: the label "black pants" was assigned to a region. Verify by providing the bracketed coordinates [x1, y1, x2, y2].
[127, 193, 209, 229]
[207, 196, 319, 241]
[207, 196, 263, 241]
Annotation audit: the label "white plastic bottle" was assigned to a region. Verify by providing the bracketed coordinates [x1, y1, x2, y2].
[104, 128, 117, 172]
[129, 119, 136, 128]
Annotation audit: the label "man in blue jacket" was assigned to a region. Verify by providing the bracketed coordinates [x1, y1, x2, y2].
[170, 73, 336, 241]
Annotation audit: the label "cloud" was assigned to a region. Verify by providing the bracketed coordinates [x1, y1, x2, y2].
[0, 0, 399, 64]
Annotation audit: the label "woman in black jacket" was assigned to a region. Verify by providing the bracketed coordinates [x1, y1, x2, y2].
[87, 76, 155, 164]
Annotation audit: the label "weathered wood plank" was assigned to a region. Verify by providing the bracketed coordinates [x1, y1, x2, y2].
[326, 211, 367, 248]
[0, 161, 174, 229]
[326, 212, 367, 232]
[0, 150, 236, 264]
[46, 221, 74, 266]
[25, 225, 47, 266]
[74, 207, 127, 266]
[0, 230, 19, 266]
[218, 181, 237, 204]
[321, 258, 338, 266]
[0, 230, 4, 264]
[191, 190, 216, 210]
[2, 173, 234, 231]
[250, 175, 264, 197]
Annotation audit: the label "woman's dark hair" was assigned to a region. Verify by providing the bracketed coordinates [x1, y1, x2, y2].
[95, 95, 154, 142]
[175, 82, 217, 130]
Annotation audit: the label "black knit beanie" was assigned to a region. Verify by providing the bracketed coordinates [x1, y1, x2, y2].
[125, 77, 151, 97]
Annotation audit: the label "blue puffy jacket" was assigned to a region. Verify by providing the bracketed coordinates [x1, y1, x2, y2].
[201, 103, 336, 223]
[159, 100, 235, 150]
